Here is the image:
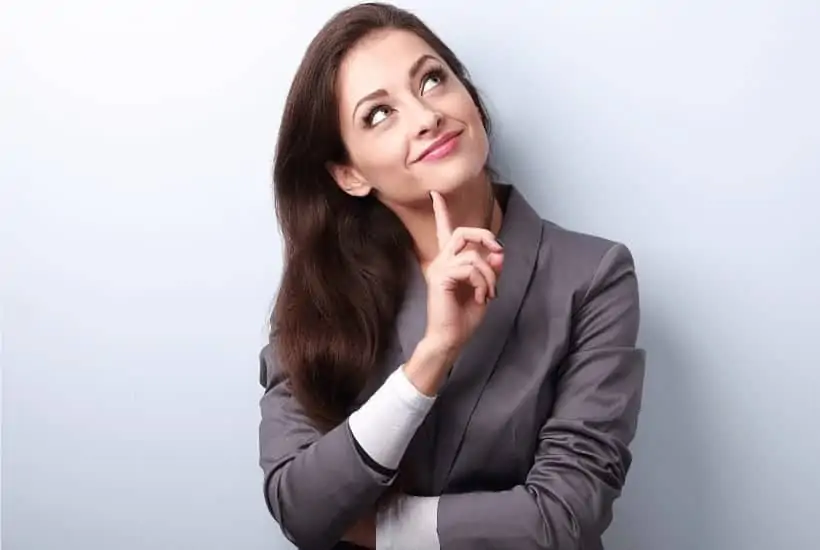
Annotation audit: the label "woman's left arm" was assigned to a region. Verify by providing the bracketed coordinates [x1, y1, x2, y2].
[382, 243, 646, 550]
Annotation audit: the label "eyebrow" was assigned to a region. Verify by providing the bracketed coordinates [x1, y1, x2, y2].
[351, 54, 439, 121]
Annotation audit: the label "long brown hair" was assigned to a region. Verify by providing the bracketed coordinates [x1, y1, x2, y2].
[271, 2, 493, 430]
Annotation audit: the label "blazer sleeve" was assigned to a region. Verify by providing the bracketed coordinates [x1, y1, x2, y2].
[258, 344, 395, 550]
[436, 243, 646, 550]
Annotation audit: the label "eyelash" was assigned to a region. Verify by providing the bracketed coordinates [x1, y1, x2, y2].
[363, 66, 448, 128]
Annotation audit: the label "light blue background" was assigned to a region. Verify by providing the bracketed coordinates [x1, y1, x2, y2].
[2, 1, 818, 549]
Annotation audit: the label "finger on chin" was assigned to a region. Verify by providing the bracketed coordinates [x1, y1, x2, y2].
[430, 191, 453, 249]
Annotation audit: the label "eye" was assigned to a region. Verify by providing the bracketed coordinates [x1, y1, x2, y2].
[364, 105, 392, 127]
[420, 68, 446, 94]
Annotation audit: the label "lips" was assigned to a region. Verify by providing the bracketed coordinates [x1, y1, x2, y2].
[415, 130, 462, 162]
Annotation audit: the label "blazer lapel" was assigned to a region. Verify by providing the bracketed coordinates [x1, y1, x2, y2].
[394, 258, 438, 493]
[393, 186, 544, 494]
[431, 186, 543, 493]
[395, 258, 428, 363]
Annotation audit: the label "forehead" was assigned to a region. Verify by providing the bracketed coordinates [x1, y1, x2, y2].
[336, 29, 439, 104]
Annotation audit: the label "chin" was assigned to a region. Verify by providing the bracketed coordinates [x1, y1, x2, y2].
[426, 156, 487, 195]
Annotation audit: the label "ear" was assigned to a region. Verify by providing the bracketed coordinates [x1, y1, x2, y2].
[327, 162, 373, 197]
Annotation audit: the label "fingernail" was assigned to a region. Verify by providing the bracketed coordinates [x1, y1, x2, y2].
[496, 238, 504, 248]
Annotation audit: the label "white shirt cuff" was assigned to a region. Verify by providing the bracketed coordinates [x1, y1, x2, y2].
[348, 364, 436, 470]
[376, 494, 440, 550]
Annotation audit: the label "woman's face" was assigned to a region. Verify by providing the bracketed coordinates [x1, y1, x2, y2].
[331, 29, 490, 207]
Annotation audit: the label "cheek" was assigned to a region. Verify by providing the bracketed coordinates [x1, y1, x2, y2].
[467, 103, 487, 137]
[377, 135, 408, 171]
[472, 119, 490, 161]
[462, 103, 489, 158]
[350, 132, 410, 179]
[448, 90, 488, 148]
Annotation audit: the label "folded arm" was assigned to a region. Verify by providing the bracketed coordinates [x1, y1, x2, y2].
[383, 243, 646, 550]
[259, 342, 441, 550]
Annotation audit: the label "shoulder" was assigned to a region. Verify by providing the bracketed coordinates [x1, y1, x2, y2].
[540, 220, 635, 270]
[502, 185, 636, 297]
[259, 341, 285, 389]
[535, 219, 638, 306]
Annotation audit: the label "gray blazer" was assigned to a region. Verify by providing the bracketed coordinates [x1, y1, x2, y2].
[259, 185, 646, 550]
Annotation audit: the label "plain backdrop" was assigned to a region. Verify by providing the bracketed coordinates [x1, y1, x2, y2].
[2, 1, 819, 549]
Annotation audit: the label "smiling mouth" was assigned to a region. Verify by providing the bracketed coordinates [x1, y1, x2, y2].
[416, 130, 463, 162]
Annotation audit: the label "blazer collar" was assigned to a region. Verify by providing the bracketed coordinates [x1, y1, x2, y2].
[395, 184, 544, 492]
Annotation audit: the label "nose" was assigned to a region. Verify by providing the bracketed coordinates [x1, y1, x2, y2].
[414, 101, 443, 137]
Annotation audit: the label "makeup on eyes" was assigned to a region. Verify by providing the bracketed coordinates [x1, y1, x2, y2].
[361, 65, 448, 128]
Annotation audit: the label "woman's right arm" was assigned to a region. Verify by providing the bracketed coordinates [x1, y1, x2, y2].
[259, 192, 502, 549]
[259, 343, 389, 550]
[259, 337, 454, 550]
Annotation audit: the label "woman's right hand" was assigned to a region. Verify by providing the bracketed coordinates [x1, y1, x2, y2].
[422, 191, 504, 362]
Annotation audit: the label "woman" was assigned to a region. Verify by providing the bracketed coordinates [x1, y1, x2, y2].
[258, 3, 645, 549]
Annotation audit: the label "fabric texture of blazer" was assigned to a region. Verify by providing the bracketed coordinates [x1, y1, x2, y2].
[258, 184, 646, 550]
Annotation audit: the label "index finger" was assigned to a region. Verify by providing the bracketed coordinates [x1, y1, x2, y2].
[430, 191, 452, 250]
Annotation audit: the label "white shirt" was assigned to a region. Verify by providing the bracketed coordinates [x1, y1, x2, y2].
[348, 365, 441, 550]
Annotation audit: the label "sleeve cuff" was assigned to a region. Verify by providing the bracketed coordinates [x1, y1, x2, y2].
[376, 495, 440, 550]
[394, 363, 438, 409]
[349, 364, 436, 470]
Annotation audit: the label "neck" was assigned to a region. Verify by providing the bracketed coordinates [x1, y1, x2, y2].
[396, 174, 504, 268]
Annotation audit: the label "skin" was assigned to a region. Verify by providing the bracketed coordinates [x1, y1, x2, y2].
[329, 28, 502, 266]
[329, 28, 505, 548]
